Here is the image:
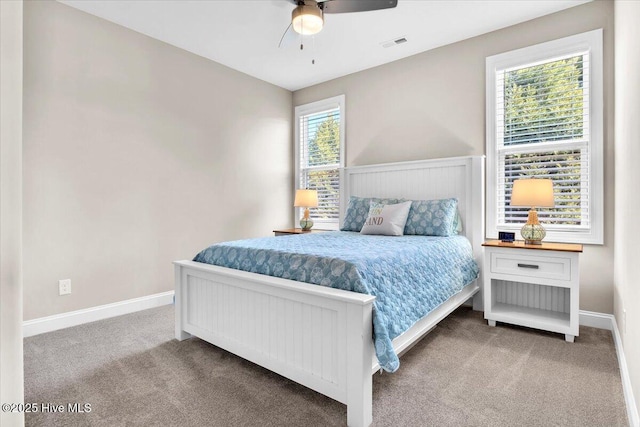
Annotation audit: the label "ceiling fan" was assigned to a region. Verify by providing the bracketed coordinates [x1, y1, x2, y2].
[279, 0, 398, 48]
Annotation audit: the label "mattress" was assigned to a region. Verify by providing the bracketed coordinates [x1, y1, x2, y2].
[193, 231, 479, 372]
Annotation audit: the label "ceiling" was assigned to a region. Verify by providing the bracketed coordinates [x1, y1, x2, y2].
[59, 0, 591, 91]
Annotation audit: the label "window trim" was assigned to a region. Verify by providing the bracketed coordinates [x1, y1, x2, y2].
[486, 29, 603, 245]
[294, 95, 345, 230]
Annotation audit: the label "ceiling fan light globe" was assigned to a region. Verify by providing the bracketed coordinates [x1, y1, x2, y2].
[292, 4, 324, 35]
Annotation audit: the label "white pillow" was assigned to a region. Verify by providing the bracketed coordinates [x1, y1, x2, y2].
[360, 201, 412, 236]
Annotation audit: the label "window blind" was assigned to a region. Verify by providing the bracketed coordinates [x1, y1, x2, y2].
[298, 106, 341, 222]
[496, 52, 591, 231]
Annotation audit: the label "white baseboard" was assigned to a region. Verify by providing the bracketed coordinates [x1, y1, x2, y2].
[612, 316, 640, 427]
[580, 310, 639, 427]
[579, 309, 615, 330]
[23, 291, 175, 338]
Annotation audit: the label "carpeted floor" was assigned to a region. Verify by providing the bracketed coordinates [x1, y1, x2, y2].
[24, 305, 627, 426]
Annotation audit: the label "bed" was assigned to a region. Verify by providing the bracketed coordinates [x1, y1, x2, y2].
[174, 155, 485, 427]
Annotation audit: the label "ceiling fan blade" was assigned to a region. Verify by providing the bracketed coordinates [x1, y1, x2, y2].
[278, 23, 298, 48]
[321, 0, 397, 14]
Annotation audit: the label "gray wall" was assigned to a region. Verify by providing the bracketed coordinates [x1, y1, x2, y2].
[614, 0, 640, 415]
[23, 1, 293, 320]
[0, 1, 25, 425]
[293, 0, 615, 314]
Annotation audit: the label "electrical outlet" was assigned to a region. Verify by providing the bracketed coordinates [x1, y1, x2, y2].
[58, 279, 71, 296]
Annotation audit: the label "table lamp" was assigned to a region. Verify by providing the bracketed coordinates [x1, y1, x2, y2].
[294, 189, 318, 231]
[510, 178, 555, 245]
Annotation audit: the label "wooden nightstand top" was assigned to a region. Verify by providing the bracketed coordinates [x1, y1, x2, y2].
[273, 228, 333, 236]
[483, 239, 583, 253]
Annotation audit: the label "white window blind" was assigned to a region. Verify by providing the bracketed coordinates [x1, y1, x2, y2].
[498, 54, 590, 229]
[486, 30, 603, 244]
[295, 95, 345, 228]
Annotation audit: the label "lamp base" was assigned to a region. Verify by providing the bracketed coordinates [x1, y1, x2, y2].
[299, 217, 314, 231]
[523, 238, 543, 245]
[521, 209, 546, 245]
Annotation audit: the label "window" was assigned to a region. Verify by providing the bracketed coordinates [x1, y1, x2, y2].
[295, 95, 345, 229]
[486, 30, 603, 244]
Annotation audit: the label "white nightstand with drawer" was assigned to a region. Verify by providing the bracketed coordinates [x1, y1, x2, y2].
[482, 240, 583, 342]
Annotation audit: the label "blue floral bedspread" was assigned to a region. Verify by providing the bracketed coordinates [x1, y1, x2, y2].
[193, 232, 479, 372]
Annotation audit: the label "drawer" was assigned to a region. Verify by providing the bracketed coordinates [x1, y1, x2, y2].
[490, 252, 571, 281]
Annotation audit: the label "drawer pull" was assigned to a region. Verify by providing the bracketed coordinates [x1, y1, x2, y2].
[517, 263, 539, 269]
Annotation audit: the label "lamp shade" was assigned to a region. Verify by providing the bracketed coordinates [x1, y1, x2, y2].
[294, 189, 318, 208]
[510, 179, 555, 208]
[292, 2, 324, 35]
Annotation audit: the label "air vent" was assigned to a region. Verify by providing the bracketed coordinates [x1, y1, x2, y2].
[381, 37, 408, 48]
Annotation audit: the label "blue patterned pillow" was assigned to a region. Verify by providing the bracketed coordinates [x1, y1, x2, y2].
[340, 196, 399, 232]
[403, 198, 460, 236]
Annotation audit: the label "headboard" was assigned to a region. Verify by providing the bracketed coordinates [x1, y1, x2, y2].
[340, 156, 485, 290]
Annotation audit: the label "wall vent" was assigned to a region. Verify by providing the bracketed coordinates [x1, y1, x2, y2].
[381, 37, 408, 48]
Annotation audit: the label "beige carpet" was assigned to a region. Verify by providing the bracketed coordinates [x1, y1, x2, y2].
[24, 305, 627, 426]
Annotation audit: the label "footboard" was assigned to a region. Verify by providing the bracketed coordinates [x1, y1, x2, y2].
[174, 260, 376, 427]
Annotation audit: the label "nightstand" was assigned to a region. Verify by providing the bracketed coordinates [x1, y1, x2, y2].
[482, 240, 583, 342]
[273, 228, 332, 236]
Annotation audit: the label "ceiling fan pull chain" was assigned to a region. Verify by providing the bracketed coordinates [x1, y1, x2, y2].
[300, 14, 304, 50]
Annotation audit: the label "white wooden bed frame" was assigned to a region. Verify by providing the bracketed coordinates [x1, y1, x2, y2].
[174, 155, 485, 427]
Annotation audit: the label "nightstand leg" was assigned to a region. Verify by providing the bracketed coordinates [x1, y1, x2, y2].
[488, 320, 496, 327]
[565, 334, 575, 343]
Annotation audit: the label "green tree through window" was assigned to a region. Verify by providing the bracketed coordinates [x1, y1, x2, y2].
[304, 113, 341, 221]
[504, 57, 584, 145]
